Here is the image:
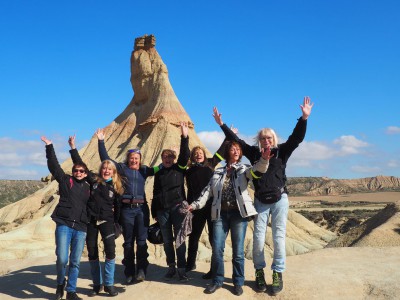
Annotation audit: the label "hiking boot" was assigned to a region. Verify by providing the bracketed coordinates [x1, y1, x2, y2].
[136, 269, 146, 281]
[104, 285, 118, 297]
[255, 269, 267, 292]
[271, 271, 283, 295]
[88, 285, 102, 297]
[55, 278, 66, 300]
[234, 285, 243, 296]
[66, 292, 83, 300]
[164, 265, 176, 280]
[177, 268, 189, 282]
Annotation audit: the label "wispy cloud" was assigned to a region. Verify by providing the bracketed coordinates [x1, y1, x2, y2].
[385, 126, 400, 135]
[333, 135, 369, 155]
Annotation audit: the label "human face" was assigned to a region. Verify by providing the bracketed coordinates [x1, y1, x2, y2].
[162, 153, 176, 168]
[128, 153, 141, 170]
[193, 149, 205, 163]
[72, 167, 87, 180]
[101, 163, 115, 180]
[228, 145, 241, 164]
[259, 134, 274, 149]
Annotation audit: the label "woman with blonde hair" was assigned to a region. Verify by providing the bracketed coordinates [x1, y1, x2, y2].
[68, 136, 123, 297]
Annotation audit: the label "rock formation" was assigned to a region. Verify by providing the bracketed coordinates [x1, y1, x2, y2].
[0, 34, 333, 261]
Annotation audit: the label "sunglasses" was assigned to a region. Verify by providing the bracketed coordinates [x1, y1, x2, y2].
[128, 149, 141, 154]
[73, 169, 86, 174]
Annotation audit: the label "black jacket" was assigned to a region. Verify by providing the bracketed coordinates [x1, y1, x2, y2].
[220, 117, 307, 193]
[185, 140, 226, 204]
[69, 147, 120, 224]
[151, 136, 189, 217]
[47, 145, 90, 232]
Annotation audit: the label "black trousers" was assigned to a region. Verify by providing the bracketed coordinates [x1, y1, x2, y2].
[86, 220, 116, 260]
[186, 204, 213, 268]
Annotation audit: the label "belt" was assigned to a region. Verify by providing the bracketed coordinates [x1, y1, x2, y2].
[122, 202, 143, 208]
[121, 199, 144, 204]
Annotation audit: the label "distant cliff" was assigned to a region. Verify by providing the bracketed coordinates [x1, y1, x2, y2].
[287, 175, 400, 196]
[0, 180, 46, 208]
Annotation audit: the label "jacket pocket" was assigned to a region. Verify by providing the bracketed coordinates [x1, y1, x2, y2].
[55, 203, 72, 218]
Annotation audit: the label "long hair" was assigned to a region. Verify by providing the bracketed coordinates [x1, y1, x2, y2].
[188, 146, 210, 168]
[255, 128, 278, 150]
[223, 141, 243, 163]
[97, 160, 124, 195]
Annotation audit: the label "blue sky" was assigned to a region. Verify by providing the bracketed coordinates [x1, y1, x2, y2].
[1, 0, 399, 180]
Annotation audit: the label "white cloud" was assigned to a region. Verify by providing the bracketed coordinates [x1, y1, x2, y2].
[333, 135, 369, 155]
[350, 165, 381, 174]
[387, 160, 399, 168]
[385, 126, 400, 135]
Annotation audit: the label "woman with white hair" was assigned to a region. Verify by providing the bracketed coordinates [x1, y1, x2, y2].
[213, 96, 314, 295]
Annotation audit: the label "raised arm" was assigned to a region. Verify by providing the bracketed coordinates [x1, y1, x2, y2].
[69, 135, 96, 183]
[213, 106, 255, 161]
[41, 136, 66, 182]
[177, 122, 190, 168]
[96, 128, 113, 162]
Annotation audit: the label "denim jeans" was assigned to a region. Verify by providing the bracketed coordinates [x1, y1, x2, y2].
[212, 209, 248, 287]
[121, 203, 150, 277]
[157, 204, 186, 268]
[252, 193, 289, 272]
[55, 224, 86, 292]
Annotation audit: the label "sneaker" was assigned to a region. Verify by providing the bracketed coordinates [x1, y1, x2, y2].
[164, 266, 176, 280]
[271, 271, 283, 295]
[234, 285, 243, 296]
[177, 268, 189, 282]
[136, 269, 146, 281]
[104, 285, 118, 297]
[255, 269, 267, 292]
[126, 275, 134, 285]
[88, 285, 102, 297]
[55, 278, 66, 300]
[66, 292, 83, 300]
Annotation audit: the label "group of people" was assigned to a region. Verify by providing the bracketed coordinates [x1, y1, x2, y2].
[43, 97, 313, 299]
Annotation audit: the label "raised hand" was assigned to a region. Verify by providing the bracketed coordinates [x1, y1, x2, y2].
[213, 107, 224, 126]
[41, 136, 52, 145]
[95, 128, 105, 140]
[180, 121, 188, 138]
[230, 124, 239, 135]
[261, 146, 274, 161]
[68, 134, 76, 149]
[300, 96, 314, 120]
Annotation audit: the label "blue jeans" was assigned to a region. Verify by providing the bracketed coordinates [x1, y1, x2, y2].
[212, 209, 248, 287]
[121, 203, 149, 277]
[55, 224, 86, 292]
[157, 205, 186, 268]
[252, 193, 289, 272]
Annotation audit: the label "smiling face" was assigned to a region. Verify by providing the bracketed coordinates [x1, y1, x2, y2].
[257, 128, 277, 149]
[72, 165, 88, 180]
[161, 150, 176, 168]
[100, 161, 115, 180]
[192, 147, 205, 163]
[228, 144, 242, 164]
[127, 152, 141, 170]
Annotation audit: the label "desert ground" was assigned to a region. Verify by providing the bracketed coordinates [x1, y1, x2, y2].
[1, 192, 399, 300]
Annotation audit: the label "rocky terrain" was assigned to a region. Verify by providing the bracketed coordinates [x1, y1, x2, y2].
[0, 180, 46, 209]
[0, 34, 399, 299]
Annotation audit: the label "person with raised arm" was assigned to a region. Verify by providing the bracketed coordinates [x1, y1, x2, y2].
[151, 122, 191, 281]
[212, 96, 314, 295]
[41, 136, 90, 300]
[96, 128, 160, 284]
[189, 141, 271, 296]
[68, 135, 123, 297]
